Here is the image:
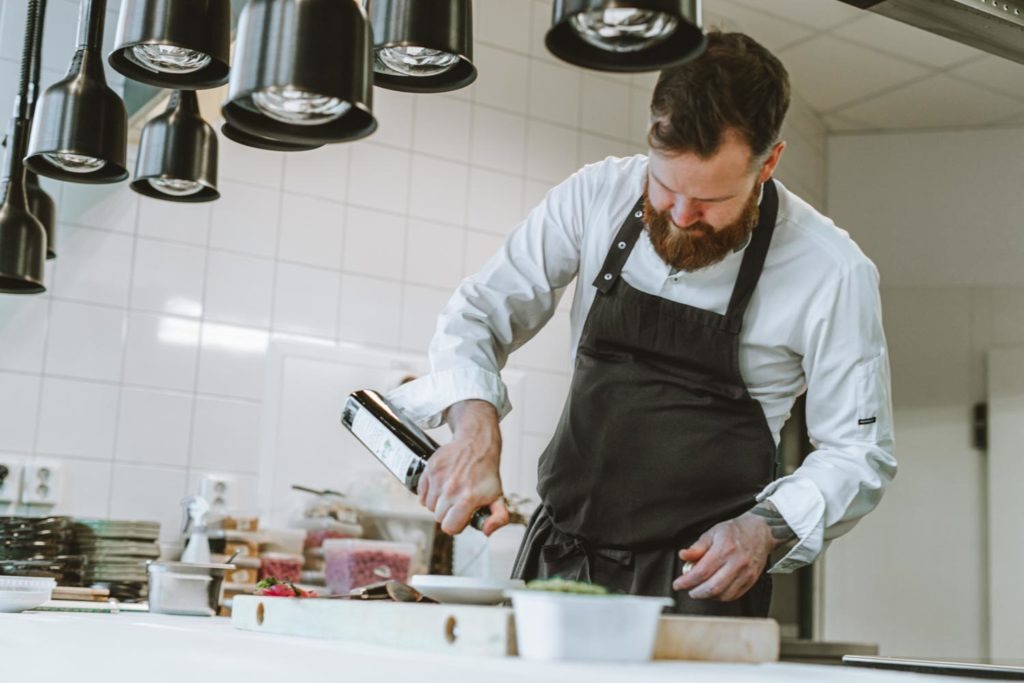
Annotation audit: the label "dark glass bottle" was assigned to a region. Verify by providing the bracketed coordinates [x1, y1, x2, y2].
[341, 389, 490, 531]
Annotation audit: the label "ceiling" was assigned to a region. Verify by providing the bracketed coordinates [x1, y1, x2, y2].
[705, 0, 1024, 132]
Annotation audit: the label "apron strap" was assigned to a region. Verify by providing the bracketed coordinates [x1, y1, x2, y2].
[725, 179, 780, 325]
[592, 196, 646, 294]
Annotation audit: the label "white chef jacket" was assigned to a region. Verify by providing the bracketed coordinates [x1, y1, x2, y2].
[387, 154, 897, 573]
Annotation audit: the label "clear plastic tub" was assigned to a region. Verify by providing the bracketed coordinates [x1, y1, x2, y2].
[506, 590, 673, 662]
[323, 539, 415, 595]
[259, 528, 307, 555]
[357, 508, 435, 575]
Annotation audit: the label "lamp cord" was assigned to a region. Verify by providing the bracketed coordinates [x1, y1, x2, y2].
[28, 0, 47, 116]
[16, 0, 40, 121]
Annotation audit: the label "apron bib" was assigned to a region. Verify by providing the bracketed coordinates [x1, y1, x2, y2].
[512, 180, 780, 617]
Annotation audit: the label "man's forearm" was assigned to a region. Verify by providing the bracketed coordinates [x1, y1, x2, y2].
[748, 500, 797, 549]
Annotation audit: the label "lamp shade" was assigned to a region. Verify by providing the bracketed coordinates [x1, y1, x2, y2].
[131, 90, 218, 202]
[25, 172, 56, 259]
[222, 0, 376, 146]
[108, 0, 231, 89]
[0, 117, 47, 293]
[546, 0, 705, 72]
[220, 121, 323, 153]
[368, 0, 476, 93]
[25, 0, 128, 183]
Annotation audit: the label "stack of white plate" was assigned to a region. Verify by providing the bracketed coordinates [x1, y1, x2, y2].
[0, 575, 56, 613]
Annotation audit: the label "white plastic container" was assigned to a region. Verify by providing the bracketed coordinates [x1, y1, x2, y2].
[0, 576, 56, 613]
[506, 590, 673, 662]
[147, 561, 234, 617]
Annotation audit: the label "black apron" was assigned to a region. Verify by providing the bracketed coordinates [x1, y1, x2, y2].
[512, 180, 780, 617]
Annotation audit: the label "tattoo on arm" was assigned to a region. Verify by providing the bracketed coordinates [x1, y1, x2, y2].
[749, 501, 798, 544]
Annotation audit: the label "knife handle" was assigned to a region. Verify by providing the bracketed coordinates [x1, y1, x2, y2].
[469, 507, 491, 532]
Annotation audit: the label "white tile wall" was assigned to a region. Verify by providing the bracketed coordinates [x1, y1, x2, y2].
[45, 301, 125, 382]
[52, 226, 133, 307]
[36, 377, 120, 460]
[0, 0, 828, 543]
[272, 263, 340, 340]
[209, 180, 281, 258]
[337, 274, 402, 346]
[122, 312, 199, 392]
[0, 372, 41, 452]
[114, 387, 193, 467]
[129, 238, 206, 317]
[278, 194, 345, 269]
[137, 196, 210, 246]
[203, 251, 274, 328]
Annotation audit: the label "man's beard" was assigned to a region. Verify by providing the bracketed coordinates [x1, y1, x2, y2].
[643, 181, 762, 272]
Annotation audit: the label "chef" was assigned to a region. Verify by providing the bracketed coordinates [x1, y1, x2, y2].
[387, 31, 896, 616]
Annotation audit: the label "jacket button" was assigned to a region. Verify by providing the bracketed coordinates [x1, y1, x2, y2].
[603, 273, 613, 281]
[634, 210, 643, 218]
[617, 241, 626, 249]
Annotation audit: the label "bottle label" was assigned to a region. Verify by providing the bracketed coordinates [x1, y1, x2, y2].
[349, 404, 421, 485]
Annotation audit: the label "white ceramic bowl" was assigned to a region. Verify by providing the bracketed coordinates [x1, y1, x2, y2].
[0, 576, 56, 613]
[409, 574, 524, 604]
[506, 590, 673, 662]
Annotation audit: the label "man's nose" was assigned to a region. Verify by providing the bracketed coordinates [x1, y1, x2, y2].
[671, 197, 702, 228]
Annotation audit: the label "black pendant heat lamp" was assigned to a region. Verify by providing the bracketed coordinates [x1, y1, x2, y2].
[25, 0, 128, 184]
[546, 0, 706, 72]
[108, 0, 230, 89]
[220, 121, 323, 153]
[367, 0, 476, 93]
[24, 0, 57, 259]
[26, 171, 55, 260]
[222, 0, 376, 147]
[131, 90, 219, 203]
[0, 0, 47, 293]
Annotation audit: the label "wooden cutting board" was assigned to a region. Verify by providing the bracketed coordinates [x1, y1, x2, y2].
[233, 596, 517, 656]
[232, 596, 779, 662]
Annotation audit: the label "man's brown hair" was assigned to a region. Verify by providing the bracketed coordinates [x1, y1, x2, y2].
[648, 31, 791, 162]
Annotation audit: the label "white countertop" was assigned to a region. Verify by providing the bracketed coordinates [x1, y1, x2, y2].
[0, 610, 947, 683]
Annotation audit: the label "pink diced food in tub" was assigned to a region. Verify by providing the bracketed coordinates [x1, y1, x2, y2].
[324, 540, 414, 595]
[259, 553, 304, 583]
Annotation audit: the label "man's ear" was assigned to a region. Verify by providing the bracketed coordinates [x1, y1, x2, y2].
[759, 141, 786, 183]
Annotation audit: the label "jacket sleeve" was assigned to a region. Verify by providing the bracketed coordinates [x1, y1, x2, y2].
[757, 257, 898, 573]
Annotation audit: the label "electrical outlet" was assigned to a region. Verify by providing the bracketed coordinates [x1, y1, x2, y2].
[0, 457, 24, 505]
[21, 461, 62, 506]
[199, 474, 235, 511]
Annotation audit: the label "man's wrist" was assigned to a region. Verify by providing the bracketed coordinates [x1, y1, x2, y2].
[445, 400, 501, 453]
[747, 500, 798, 550]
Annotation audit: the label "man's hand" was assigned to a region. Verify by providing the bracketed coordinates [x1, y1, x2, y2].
[418, 399, 510, 537]
[672, 501, 796, 601]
